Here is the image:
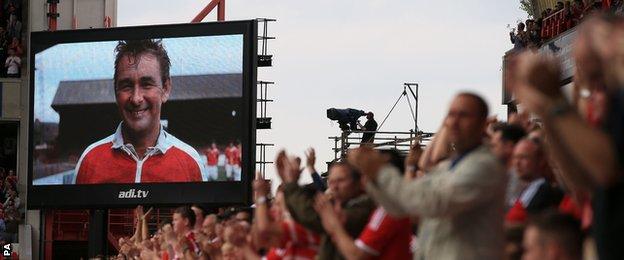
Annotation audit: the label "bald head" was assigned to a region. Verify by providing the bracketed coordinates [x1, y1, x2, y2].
[457, 92, 489, 120]
[512, 139, 544, 181]
[445, 93, 489, 152]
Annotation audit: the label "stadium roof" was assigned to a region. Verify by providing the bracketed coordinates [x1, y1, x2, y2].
[51, 73, 242, 108]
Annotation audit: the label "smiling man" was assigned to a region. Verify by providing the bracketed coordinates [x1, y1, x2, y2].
[74, 39, 206, 184]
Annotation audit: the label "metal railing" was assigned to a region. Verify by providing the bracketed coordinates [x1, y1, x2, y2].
[328, 130, 434, 162]
[256, 143, 274, 179]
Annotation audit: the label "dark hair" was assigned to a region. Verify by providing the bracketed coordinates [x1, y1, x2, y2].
[329, 161, 361, 182]
[457, 92, 489, 120]
[528, 211, 583, 257]
[379, 149, 405, 174]
[492, 123, 526, 144]
[517, 22, 525, 30]
[519, 137, 545, 159]
[174, 206, 196, 228]
[113, 39, 171, 86]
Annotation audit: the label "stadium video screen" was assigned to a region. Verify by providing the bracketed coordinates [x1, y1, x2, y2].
[28, 21, 257, 208]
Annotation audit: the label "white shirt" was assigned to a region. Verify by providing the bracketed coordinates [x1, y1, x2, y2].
[519, 178, 546, 207]
[5, 56, 19, 75]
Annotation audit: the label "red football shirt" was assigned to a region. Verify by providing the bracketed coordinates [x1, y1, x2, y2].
[266, 220, 320, 260]
[232, 146, 241, 166]
[354, 207, 412, 260]
[226, 146, 240, 165]
[74, 125, 205, 184]
[206, 148, 220, 166]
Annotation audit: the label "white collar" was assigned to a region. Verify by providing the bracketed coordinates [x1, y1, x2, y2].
[519, 178, 546, 207]
[111, 122, 173, 155]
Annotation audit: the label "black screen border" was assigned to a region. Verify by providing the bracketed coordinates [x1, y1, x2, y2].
[27, 20, 257, 209]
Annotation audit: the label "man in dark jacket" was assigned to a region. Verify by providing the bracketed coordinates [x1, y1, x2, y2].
[505, 139, 563, 224]
[276, 151, 375, 260]
[360, 112, 378, 144]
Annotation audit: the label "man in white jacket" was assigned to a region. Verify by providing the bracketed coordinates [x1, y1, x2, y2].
[350, 92, 506, 260]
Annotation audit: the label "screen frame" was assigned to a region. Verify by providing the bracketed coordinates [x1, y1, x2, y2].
[27, 20, 257, 209]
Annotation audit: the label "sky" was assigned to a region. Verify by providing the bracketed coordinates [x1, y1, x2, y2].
[118, 0, 528, 186]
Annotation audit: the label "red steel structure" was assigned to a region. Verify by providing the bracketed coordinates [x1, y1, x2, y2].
[191, 0, 226, 22]
[44, 209, 174, 260]
[47, 0, 59, 31]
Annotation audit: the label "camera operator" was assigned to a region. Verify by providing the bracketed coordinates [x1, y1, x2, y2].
[358, 112, 377, 144]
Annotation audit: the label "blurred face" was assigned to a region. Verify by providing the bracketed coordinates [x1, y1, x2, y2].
[490, 131, 515, 163]
[523, 226, 547, 260]
[578, 18, 618, 87]
[222, 245, 237, 260]
[212, 143, 217, 149]
[327, 165, 360, 202]
[271, 190, 286, 219]
[216, 221, 225, 237]
[512, 140, 541, 181]
[172, 213, 189, 234]
[202, 215, 217, 237]
[235, 211, 250, 223]
[115, 53, 171, 137]
[444, 95, 486, 152]
[528, 129, 543, 141]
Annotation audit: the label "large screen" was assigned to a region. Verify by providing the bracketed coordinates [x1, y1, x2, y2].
[28, 21, 257, 208]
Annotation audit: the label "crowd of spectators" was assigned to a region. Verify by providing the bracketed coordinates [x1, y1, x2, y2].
[104, 12, 624, 260]
[0, 0, 22, 78]
[509, 0, 616, 50]
[0, 167, 21, 246]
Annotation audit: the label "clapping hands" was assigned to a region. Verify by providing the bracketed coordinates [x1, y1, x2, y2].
[275, 150, 301, 184]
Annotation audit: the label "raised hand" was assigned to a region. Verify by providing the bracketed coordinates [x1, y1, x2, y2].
[305, 148, 317, 173]
[511, 51, 564, 117]
[347, 146, 384, 180]
[313, 193, 342, 235]
[135, 205, 144, 220]
[143, 207, 153, 221]
[253, 172, 270, 197]
[275, 150, 288, 182]
[275, 150, 301, 184]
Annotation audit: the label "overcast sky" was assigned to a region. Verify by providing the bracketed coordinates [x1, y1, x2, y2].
[118, 0, 528, 185]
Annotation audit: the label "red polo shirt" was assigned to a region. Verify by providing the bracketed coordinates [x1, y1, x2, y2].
[355, 207, 413, 260]
[74, 124, 206, 184]
[266, 220, 320, 260]
[206, 148, 219, 166]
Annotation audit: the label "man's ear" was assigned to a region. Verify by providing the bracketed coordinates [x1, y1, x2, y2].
[162, 78, 172, 103]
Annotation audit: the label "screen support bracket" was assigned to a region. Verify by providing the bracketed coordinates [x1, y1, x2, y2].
[87, 209, 108, 258]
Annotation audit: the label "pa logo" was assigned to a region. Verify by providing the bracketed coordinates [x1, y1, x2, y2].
[2, 243, 11, 257]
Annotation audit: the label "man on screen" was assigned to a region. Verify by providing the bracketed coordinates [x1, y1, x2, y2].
[205, 142, 220, 181]
[73, 39, 206, 184]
